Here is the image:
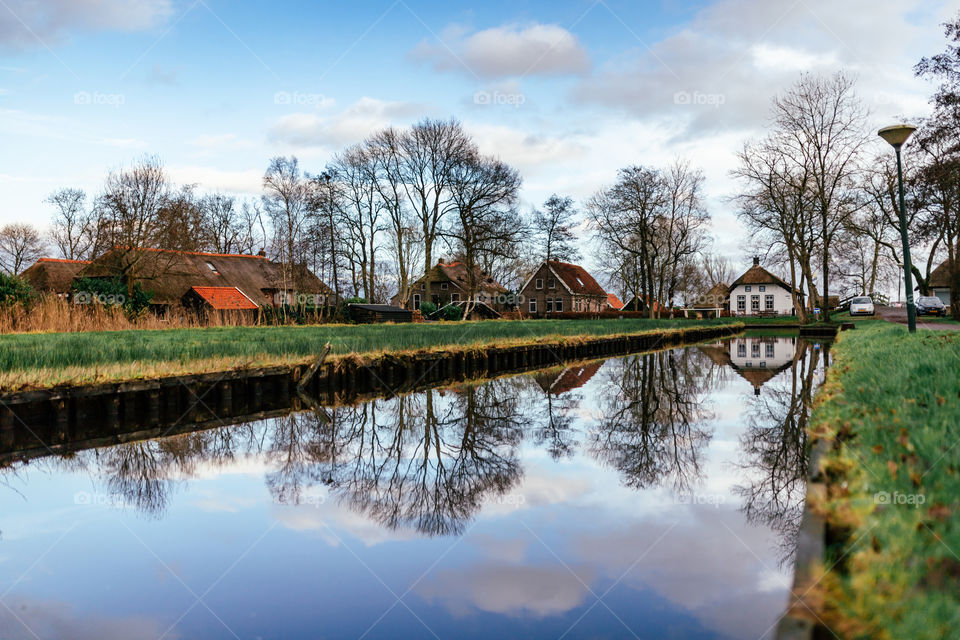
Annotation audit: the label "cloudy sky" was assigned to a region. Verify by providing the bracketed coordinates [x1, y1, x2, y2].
[0, 0, 956, 271]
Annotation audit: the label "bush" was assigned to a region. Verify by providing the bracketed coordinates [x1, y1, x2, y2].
[418, 301, 437, 316]
[344, 296, 367, 305]
[0, 273, 34, 306]
[442, 304, 463, 321]
[71, 277, 153, 315]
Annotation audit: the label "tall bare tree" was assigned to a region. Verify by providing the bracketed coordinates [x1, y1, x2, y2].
[46, 188, 100, 260]
[262, 156, 312, 297]
[531, 194, 580, 263]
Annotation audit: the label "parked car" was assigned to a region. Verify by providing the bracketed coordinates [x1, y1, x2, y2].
[916, 296, 947, 316]
[849, 296, 875, 316]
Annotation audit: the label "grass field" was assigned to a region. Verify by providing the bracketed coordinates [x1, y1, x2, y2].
[0, 317, 742, 391]
[807, 322, 960, 638]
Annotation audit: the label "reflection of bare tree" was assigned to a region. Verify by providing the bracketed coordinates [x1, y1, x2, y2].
[315, 379, 528, 535]
[589, 348, 714, 494]
[733, 338, 825, 563]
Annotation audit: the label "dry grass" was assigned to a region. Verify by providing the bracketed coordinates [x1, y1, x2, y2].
[0, 297, 205, 333]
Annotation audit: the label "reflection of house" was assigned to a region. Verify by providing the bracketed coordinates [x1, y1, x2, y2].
[519, 260, 608, 316]
[396, 260, 508, 312]
[727, 336, 797, 395]
[533, 362, 603, 395]
[21, 258, 91, 295]
[729, 258, 801, 315]
[80, 247, 332, 315]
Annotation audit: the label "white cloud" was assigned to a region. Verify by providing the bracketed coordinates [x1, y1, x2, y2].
[268, 97, 426, 149]
[166, 165, 263, 195]
[0, 0, 172, 50]
[410, 23, 590, 79]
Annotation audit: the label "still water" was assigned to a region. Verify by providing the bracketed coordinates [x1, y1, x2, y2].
[0, 334, 828, 639]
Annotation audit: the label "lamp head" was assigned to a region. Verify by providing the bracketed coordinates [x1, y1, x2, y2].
[878, 124, 917, 149]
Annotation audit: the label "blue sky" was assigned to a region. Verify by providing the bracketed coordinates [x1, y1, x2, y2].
[0, 0, 956, 270]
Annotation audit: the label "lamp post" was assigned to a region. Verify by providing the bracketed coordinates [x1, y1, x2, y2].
[878, 124, 917, 333]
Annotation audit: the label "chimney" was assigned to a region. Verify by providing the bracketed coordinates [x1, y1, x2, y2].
[752, 256, 760, 267]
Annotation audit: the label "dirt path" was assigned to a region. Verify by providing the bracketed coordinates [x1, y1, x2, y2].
[875, 305, 960, 330]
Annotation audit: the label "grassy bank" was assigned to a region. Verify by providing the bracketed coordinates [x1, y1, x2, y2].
[0, 317, 742, 392]
[806, 323, 960, 638]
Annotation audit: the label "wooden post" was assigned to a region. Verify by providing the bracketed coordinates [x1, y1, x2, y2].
[297, 343, 331, 393]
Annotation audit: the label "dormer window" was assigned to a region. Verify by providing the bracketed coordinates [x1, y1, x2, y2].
[441, 282, 448, 290]
[206, 261, 220, 276]
[548, 278, 556, 289]
[535, 278, 544, 290]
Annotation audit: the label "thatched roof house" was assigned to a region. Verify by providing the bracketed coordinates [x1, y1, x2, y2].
[79, 248, 332, 309]
[397, 260, 509, 311]
[21, 258, 91, 295]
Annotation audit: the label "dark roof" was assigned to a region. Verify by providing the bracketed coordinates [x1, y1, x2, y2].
[21, 258, 91, 294]
[705, 282, 730, 298]
[534, 362, 603, 395]
[730, 263, 801, 294]
[190, 286, 259, 310]
[80, 247, 331, 306]
[930, 260, 953, 288]
[414, 261, 507, 294]
[547, 260, 607, 297]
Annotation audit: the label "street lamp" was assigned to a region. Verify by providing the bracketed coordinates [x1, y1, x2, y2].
[878, 124, 918, 332]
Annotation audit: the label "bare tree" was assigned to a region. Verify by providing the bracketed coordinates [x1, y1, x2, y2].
[399, 118, 473, 305]
[331, 144, 384, 302]
[531, 194, 580, 263]
[46, 188, 98, 260]
[262, 156, 312, 296]
[199, 193, 261, 255]
[368, 127, 415, 305]
[0, 223, 45, 275]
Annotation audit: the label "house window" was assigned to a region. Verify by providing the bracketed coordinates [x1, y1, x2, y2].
[737, 295, 746, 311]
[745, 285, 752, 292]
[413, 294, 421, 309]
[752, 342, 761, 358]
[548, 278, 556, 289]
[205, 261, 220, 275]
[759, 285, 766, 292]
[546, 299, 553, 313]
[440, 282, 448, 290]
[737, 343, 746, 357]
[760, 361, 767, 368]
[421, 283, 425, 290]
[536, 278, 544, 290]
[766, 343, 775, 358]
[554, 298, 563, 312]
[765, 294, 774, 311]
[451, 293, 460, 302]
[529, 299, 537, 313]
[751, 295, 760, 311]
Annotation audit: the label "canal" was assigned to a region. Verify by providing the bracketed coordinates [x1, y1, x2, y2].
[0, 332, 829, 639]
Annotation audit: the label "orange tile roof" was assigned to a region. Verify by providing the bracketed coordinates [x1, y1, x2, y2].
[37, 257, 91, 264]
[190, 286, 259, 310]
[606, 293, 624, 309]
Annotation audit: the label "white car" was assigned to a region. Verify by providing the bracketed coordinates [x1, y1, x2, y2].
[849, 296, 875, 316]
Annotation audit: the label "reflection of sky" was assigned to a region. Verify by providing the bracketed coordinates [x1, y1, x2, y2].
[0, 337, 818, 639]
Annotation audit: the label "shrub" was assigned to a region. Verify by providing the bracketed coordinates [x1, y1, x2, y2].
[71, 277, 153, 315]
[0, 273, 34, 306]
[418, 301, 437, 316]
[442, 304, 463, 321]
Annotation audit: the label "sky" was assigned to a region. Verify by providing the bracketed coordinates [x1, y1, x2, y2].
[0, 0, 957, 274]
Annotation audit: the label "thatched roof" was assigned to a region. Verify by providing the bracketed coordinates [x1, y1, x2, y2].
[534, 362, 603, 395]
[930, 260, 953, 288]
[705, 282, 729, 298]
[414, 260, 508, 295]
[80, 248, 331, 306]
[731, 259, 802, 295]
[22, 258, 91, 294]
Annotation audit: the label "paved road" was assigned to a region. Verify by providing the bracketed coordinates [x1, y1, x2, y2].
[875, 305, 960, 330]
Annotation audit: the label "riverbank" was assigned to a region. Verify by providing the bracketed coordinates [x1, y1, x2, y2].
[0, 318, 744, 392]
[790, 323, 960, 638]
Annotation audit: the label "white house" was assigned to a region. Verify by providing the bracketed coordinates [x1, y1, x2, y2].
[727, 335, 797, 395]
[728, 258, 802, 316]
[928, 260, 954, 305]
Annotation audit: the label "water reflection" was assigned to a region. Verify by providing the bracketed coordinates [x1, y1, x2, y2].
[0, 333, 829, 639]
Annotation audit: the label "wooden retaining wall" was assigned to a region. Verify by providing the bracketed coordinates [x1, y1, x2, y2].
[0, 324, 741, 466]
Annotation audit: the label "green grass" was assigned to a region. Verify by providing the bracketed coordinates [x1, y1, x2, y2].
[808, 322, 960, 638]
[0, 317, 741, 391]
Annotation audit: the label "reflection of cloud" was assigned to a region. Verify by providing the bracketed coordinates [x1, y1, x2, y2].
[418, 564, 593, 618]
[572, 504, 787, 639]
[0, 597, 168, 640]
[270, 499, 418, 547]
[468, 534, 528, 563]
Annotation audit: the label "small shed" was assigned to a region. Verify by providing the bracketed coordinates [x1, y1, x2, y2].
[349, 304, 413, 324]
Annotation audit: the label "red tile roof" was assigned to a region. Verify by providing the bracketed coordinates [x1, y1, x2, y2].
[548, 260, 607, 296]
[190, 286, 259, 310]
[606, 293, 624, 309]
